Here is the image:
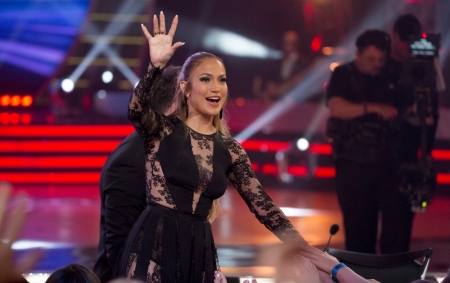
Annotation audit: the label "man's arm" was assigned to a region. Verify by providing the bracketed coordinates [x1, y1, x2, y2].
[328, 97, 398, 120]
[103, 134, 147, 271]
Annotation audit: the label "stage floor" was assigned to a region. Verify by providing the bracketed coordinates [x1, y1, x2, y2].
[13, 185, 450, 281]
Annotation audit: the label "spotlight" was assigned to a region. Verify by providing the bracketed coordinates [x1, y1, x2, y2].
[102, 71, 113, 83]
[297, 138, 309, 151]
[1, 95, 11, 106]
[21, 95, 33, 107]
[11, 95, 21, 107]
[203, 28, 282, 59]
[61, 79, 74, 93]
[97, 90, 107, 99]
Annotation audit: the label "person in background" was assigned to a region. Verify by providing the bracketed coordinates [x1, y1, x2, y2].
[93, 65, 181, 282]
[255, 30, 310, 102]
[45, 264, 100, 283]
[326, 29, 414, 254]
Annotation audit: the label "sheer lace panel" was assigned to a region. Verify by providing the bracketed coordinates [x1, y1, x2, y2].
[189, 129, 214, 214]
[223, 135, 305, 244]
[128, 67, 174, 141]
[146, 143, 176, 208]
[128, 67, 177, 209]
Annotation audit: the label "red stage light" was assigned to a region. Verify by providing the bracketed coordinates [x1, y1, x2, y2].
[0, 172, 101, 184]
[251, 162, 260, 172]
[437, 173, 450, 184]
[287, 165, 308, 177]
[10, 113, 20, 124]
[314, 167, 336, 178]
[311, 35, 322, 53]
[0, 156, 107, 169]
[21, 95, 33, 107]
[0, 113, 9, 124]
[432, 149, 450, 160]
[309, 143, 332, 155]
[262, 164, 278, 175]
[1, 95, 10, 106]
[0, 140, 122, 153]
[10, 95, 21, 107]
[241, 140, 290, 152]
[21, 113, 32, 124]
[0, 125, 134, 138]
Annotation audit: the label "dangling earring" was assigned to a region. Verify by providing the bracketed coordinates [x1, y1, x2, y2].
[185, 96, 189, 118]
[219, 108, 223, 119]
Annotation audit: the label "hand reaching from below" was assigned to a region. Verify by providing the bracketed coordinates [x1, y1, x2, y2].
[214, 270, 227, 283]
[0, 182, 41, 283]
[141, 11, 184, 69]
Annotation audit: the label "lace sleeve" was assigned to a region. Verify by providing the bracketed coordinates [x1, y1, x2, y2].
[225, 137, 306, 244]
[128, 66, 174, 140]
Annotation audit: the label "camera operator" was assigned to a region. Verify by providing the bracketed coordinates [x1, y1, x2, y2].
[388, 14, 445, 212]
[388, 14, 441, 163]
[326, 30, 414, 254]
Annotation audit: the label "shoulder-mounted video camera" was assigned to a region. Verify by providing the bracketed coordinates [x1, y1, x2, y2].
[397, 33, 441, 212]
[399, 33, 440, 88]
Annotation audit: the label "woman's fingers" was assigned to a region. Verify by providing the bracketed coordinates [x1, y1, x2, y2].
[159, 11, 166, 34]
[5, 192, 27, 243]
[0, 183, 12, 224]
[153, 14, 159, 34]
[15, 249, 43, 276]
[141, 24, 152, 41]
[167, 15, 178, 38]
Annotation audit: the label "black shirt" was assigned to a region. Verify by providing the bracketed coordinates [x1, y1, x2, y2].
[327, 62, 395, 108]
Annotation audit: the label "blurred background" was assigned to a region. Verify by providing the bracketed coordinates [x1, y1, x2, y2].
[1, 0, 450, 282]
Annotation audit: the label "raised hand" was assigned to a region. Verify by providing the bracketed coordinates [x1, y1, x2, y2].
[141, 11, 184, 69]
[0, 182, 41, 283]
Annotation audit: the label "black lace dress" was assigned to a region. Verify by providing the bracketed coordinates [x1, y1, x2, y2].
[116, 66, 305, 282]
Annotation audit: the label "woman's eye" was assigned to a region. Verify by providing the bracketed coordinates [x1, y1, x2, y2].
[200, 77, 209, 82]
[220, 78, 227, 83]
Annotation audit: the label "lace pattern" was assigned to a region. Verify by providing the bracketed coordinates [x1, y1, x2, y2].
[222, 134, 305, 244]
[190, 129, 214, 214]
[128, 67, 177, 209]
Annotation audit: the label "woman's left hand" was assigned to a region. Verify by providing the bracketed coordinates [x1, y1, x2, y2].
[141, 11, 184, 69]
[297, 245, 340, 274]
[295, 256, 321, 283]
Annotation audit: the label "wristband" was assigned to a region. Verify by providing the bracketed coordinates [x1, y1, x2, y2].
[331, 262, 346, 282]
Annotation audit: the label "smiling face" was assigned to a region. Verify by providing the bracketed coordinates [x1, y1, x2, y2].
[181, 57, 227, 120]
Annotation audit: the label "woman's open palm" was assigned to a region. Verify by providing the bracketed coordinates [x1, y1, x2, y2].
[141, 12, 184, 68]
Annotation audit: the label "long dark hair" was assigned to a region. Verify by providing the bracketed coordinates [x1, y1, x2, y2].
[45, 264, 100, 283]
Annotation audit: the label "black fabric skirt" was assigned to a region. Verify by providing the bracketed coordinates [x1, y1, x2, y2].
[116, 204, 218, 282]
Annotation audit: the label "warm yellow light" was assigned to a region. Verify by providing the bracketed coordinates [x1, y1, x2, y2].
[329, 62, 340, 72]
[322, 46, 334, 55]
[21, 95, 33, 107]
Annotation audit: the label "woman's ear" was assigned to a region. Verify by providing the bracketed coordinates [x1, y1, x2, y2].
[179, 81, 187, 93]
